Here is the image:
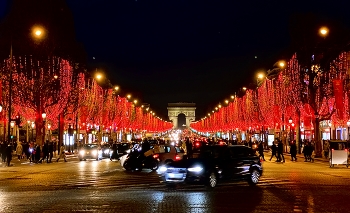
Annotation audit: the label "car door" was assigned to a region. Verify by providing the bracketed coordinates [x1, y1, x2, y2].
[215, 146, 236, 179]
[230, 147, 248, 177]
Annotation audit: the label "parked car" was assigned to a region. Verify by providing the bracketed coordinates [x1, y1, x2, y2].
[78, 143, 102, 161]
[154, 145, 185, 164]
[157, 145, 263, 188]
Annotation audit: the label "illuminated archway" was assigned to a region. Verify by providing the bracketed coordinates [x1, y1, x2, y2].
[167, 103, 196, 129]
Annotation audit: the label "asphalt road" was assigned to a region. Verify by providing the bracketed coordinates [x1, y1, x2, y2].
[0, 153, 349, 213]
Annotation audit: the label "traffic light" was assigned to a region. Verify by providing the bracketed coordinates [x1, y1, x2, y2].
[15, 115, 20, 126]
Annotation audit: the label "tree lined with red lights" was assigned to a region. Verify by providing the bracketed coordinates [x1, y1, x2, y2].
[191, 51, 349, 152]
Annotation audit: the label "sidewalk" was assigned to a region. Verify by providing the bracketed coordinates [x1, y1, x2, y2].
[264, 150, 329, 162]
[0, 152, 77, 167]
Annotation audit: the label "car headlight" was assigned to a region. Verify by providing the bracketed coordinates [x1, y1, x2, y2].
[79, 150, 85, 155]
[188, 166, 203, 172]
[104, 149, 109, 154]
[92, 150, 97, 155]
[126, 149, 130, 153]
[159, 166, 167, 172]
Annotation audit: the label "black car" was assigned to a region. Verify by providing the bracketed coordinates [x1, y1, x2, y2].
[157, 145, 263, 188]
[101, 144, 112, 158]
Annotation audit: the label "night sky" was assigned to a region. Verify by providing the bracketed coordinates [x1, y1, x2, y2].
[1, 0, 350, 120]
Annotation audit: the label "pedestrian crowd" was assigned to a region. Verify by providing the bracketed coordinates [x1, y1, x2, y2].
[0, 140, 67, 167]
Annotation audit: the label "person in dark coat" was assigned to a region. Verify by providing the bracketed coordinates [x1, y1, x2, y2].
[269, 142, 277, 161]
[6, 143, 12, 166]
[185, 138, 193, 158]
[303, 142, 310, 162]
[35, 144, 41, 163]
[290, 140, 297, 161]
[39, 141, 49, 163]
[277, 139, 285, 163]
[1, 142, 7, 163]
[258, 141, 265, 161]
[48, 141, 54, 163]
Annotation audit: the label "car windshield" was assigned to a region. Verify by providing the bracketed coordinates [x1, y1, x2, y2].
[83, 144, 98, 149]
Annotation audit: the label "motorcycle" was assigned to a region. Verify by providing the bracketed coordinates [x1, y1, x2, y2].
[123, 150, 159, 171]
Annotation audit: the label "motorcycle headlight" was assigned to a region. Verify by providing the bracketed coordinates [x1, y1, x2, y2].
[92, 150, 97, 155]
[79, 150, 85, 155]
[104, 149, 109, 154]
[188, 166, 203, 173]
[126, 149, 130, 153]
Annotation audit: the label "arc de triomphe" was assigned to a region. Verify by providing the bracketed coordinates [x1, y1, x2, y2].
[167, 103, 196, 129]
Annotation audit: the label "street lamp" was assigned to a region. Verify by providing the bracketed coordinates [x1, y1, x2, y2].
[47, 123, 51, 141]
[31, 122, 35, 142]
[10, 121, 15, 144]
[319, 26, 329, 37]
[42, 112, 46, 144]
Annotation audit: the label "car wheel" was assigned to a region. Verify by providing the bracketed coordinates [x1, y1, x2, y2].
[207, 172, 217, 188]
[151, 162, 159, 171]
[79, 158, 83, 161]
[248, 169, 260, 185]
[123, 162, 132, 171]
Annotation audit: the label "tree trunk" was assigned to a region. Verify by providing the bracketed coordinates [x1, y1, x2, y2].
[296, 109, 301, 154]
[314, 116, 322, 158]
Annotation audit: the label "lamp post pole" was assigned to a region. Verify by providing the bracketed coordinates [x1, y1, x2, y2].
[31, 122, 35, 141]
[42, 112, 46, 145]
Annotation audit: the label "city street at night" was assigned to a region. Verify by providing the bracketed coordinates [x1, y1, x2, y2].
[0, 153, 349, 213]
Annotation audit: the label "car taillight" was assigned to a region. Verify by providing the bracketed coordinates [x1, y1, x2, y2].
[345, 149, 348, 152]
[332, 149, 334, 151]
[195, 143, 200, 147]
[175, 154, 181, 160]
[153, 154, 159, 159]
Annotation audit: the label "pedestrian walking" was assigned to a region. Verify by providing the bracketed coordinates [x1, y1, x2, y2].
[290, 140, 297, 161]
[323, 140, 329, 159]
[185, 138, 193, 158]
[35, 144, 41, 163]
[277, 139, 285, 163]
[258, 141, 265, 161]
[269, 142, 278, 161]
[39, 141, 49, 163]
[1, 142, 7, 163]
[16, 142, 23, 161]
[6, 143, 12, 166]
[48, 141, 54, 163]
[56, 144, 67, 162]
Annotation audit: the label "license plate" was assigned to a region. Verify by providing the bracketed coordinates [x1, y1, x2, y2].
[168, 173, 183, 178]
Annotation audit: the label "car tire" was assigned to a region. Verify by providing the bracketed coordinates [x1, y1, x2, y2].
[123, 162, 132, 171]
[206, 172, 217, 188]
[79, 158, 83, 161]
[151, 162, 159, 171]
[248, 169, 260, 186]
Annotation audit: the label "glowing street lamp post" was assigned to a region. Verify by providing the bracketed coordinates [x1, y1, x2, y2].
[31, 122, 35, 141]
[42, 112, 46, 144]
